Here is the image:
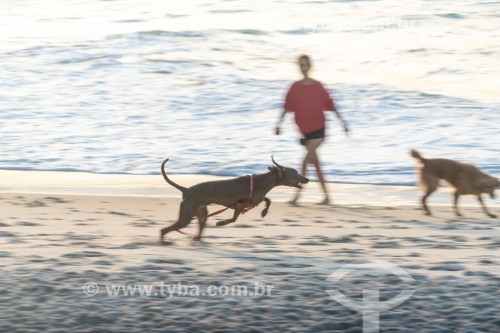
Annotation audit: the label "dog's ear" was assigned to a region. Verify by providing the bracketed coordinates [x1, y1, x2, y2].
[268, 166, 283, 177]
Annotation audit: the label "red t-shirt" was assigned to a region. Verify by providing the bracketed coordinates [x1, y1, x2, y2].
[284, 80, 335, 133]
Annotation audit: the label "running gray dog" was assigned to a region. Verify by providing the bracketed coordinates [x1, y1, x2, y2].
[160, 156, 309, 242]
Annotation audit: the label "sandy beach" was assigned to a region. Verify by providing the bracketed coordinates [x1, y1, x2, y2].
[0, 170, 499, 332]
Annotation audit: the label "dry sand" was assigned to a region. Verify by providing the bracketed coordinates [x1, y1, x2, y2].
[0, 170, 499, 332]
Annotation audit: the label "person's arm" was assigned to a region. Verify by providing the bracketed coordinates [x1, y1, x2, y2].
[332, 108, 350, 137]
[321, 83, 349, 137]
[275, 109, 288, 135]
[276, 85, 295, 135]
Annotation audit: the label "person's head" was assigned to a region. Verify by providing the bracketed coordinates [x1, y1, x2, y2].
[298, 54, 312, 78]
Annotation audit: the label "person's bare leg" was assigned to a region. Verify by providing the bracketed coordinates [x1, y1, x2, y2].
[289, 149, 310, 206]
[311, 150, 330, 204]
[290, 138, 326, 205]
[305, 138, 329, 204]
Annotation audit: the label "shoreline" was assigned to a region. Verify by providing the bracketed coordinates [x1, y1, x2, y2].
[1, 169, 498, 208]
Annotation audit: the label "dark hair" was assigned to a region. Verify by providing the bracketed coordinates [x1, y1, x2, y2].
[298, 54, 311, 65]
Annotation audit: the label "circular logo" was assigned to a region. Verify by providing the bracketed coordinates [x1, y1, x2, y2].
[325, 259, 416, 312]
[82, 282, 99, 297]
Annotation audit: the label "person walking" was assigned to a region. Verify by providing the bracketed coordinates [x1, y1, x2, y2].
[275, 54, 349, 205]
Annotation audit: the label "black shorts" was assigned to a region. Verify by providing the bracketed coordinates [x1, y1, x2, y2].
[300, 127, 325, 146]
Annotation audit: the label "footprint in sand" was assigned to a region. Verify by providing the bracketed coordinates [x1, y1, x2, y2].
[146, 258, 185, 265]
[62, 251, 107, 258]
[16, 221, 41, 227]
[0, 231, 16, 238]
[107, 211, 132, 217]
[372, 241, 401, 248]
[25, 201, 46, 208]
[119, 243, 143, 249]
[44, 196, 70, 204]
[129, 219, 158, 227]
[429, 262, 465, 271]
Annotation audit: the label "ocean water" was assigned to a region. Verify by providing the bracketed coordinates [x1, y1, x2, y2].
[1, 0, 499, 185]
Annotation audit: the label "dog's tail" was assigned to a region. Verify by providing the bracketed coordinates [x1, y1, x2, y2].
[161, 158, 187, 194]
[410, 149, 426, 163]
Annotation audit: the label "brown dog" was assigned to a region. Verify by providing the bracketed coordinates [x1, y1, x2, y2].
[411, 149, 499, 218]
[160, 156, 309, 242]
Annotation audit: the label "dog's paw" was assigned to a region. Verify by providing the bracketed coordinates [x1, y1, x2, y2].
[190, 236, 206, 246]
[488, 214, 497, 218]
[215, 221, 225, 227]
